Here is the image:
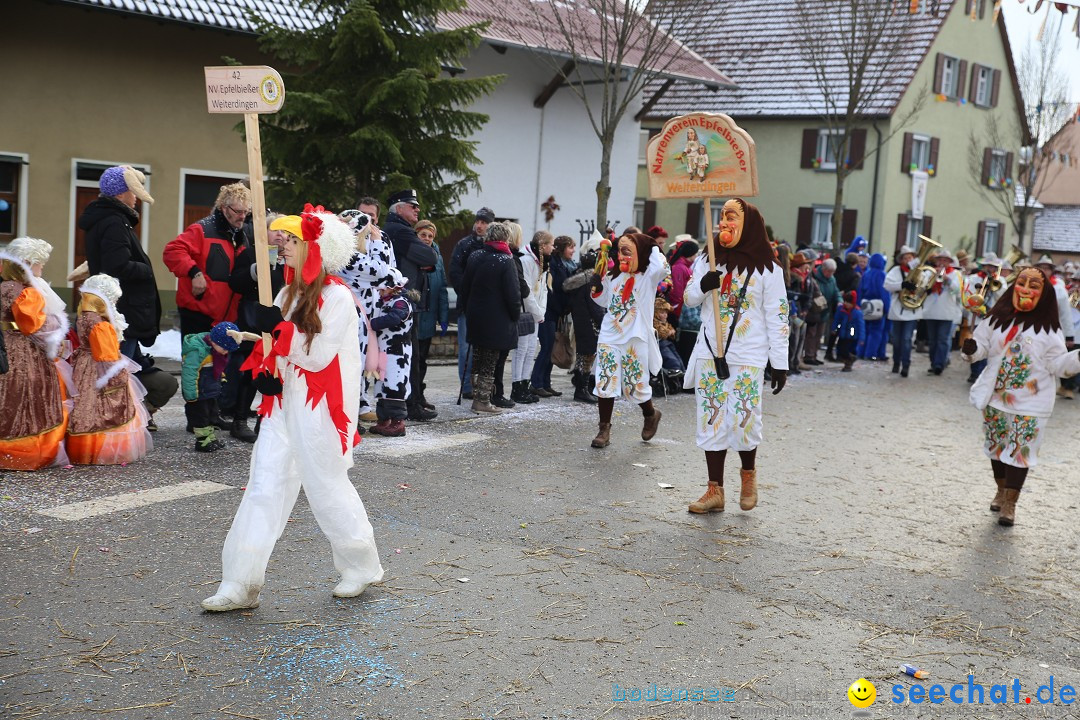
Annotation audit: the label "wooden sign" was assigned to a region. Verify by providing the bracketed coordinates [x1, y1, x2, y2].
[646, 112, 758, 199]
[204, 66, 285, 114]
[204, 65, 285, 360]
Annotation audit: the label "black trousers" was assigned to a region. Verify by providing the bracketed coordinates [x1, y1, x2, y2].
[494, 349, 509, 398]
[406, 324, 425, 412]
[184, 398, 213, 428]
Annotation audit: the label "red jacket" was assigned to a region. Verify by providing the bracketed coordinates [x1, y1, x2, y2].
[164, 209, 248, 323]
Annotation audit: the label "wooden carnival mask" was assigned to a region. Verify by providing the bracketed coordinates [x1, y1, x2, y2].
[1013, 268, 1044, 312]
[618, 237, 639, 273]
[717, 199, 744, 249]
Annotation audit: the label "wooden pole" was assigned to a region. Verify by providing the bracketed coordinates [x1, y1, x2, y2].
[703, 197, 725, 359]
[244, 113, 272, 360]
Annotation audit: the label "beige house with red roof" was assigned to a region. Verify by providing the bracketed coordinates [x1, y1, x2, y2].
[1031, 119, 1080, 264]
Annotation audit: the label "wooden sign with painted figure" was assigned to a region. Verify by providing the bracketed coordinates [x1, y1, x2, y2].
[646, 113, 759, 378]
[646, 112, 758, 199]
[204, 65, 285, 361]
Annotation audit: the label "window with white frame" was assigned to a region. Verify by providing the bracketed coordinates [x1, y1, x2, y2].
[941, 56, 960, 97]
[815, 129, 844, 170]
[696, 202, 724, 239]
[981, 221, 1002, 256]
[906, 217, 924, 246]
[911, 135, 932, 171]
[989, 149, 1007, 184]
[633, 199, 645, 229]
[638, 129, 650, 165]
[811, 207, 833, 248]
[974, 66, 994, 106]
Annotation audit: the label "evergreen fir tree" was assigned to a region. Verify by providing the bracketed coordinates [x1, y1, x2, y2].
[247, 0, 502, 214]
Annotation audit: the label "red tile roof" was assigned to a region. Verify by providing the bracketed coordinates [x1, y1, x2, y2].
[644, 0, 958, 119]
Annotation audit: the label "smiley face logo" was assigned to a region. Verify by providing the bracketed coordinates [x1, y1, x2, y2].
[847, 678, 876, 708]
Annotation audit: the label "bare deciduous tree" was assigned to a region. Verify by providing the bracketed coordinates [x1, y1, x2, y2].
[508, 0, 724, 232]
[792, 0, 928, 254]
[967, 22, 1074, 251]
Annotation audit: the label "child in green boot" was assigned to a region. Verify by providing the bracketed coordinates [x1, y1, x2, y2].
[182, 322, 240, 452]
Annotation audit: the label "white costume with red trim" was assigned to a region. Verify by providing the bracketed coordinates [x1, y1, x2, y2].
[207, 208, 383, 609]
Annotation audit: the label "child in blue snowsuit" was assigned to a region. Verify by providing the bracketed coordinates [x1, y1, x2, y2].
[833, 291, 865, 372]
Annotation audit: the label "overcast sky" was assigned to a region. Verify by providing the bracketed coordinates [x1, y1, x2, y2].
[1001, 1, 1080, 104]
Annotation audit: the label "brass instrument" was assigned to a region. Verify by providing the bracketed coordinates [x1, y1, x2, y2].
[1070, 289, 1080, 309]
[898, 235, 943, 310]
[1002, 244, 1028, 284]
[962, 265, 1004, 316]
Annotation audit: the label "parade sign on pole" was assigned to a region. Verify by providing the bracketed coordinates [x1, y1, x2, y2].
[645, 113, 759, 374]
[204, 65, 285, 359]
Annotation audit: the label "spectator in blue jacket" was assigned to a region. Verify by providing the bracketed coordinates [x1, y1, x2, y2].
[413, 219, 449, 415]
[833, 290, 865, 372]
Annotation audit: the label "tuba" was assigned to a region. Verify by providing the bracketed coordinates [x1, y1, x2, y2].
[1002, 244, 1028, 284]
[898, 235, 943, 310]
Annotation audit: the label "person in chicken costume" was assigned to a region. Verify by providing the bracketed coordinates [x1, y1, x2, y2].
[202, 205, 383, 612]
[961, 266, 1080, 527]
[588, 232, 668, 448]
[683, 198, 789, 514]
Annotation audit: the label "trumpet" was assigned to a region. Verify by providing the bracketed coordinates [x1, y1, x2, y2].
[961, 266, 1004, 315]
[898, 235, 943, 310]
[1070, 289, 1080, 309]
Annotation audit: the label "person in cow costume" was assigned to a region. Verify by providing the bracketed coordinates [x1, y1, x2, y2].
[202, 206, 383, 612]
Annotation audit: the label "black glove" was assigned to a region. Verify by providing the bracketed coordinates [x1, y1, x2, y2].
[901, 280, 916, 292]
[253, 304, 285, 334]
[589, 273, 604, 294]
[771, 369, 787, 395]
[962, 338, 978, 356]
[253, 371, 283, 396]
[700, 270, 722, 292]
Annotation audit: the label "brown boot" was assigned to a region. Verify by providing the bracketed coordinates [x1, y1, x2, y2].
[997, 488, 1020, 526]
[990, 476, 1006, 512]
[739, 468, 758, 510]
[641, 409, 662, 441]
[591, 422, 611, 448]
[688, 481, 724, 513]
[471, 398, 502, 415]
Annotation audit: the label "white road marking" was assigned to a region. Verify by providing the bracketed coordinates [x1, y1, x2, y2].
[36, 480, 233, 521]
[358, 431, 488, 458]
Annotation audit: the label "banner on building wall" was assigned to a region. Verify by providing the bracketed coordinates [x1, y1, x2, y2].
[646, 113, 759, 199]
[911, 170, 929, 220]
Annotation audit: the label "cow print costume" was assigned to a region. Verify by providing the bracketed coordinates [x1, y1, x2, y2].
[336, 213, 400, 416]
[370, 289, 413, 422]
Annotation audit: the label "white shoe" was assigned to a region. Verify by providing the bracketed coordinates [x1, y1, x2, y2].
[332, 580, 370, 598]
[201, 593, 259, 612]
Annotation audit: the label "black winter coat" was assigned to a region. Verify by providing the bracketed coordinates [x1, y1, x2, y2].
[78, 196, 162, 344]
[449, 233, 484, 297]
[382, 212, 439, 310]
[459, 245, 521, 351]
[834, 261, 860, 294]
[228, 246, 286, 333]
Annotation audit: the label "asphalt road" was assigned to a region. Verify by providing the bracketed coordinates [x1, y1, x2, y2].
[2, 357, 1079, 720]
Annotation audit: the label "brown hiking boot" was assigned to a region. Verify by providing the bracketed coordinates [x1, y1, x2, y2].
[591, 422, 611, 448]
[739, 468, 758, 510]
[641, 409, 662, 441]
[471, 398, 503, 415]
[688, 481, 724, 513]
[990, 476, 1006, 512]
[998, 488, 1020, 526]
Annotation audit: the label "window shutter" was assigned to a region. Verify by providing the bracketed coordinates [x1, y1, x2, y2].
[933, 54, 945, 94]
[979, 0, 987, 19]
[976, 221, 987, 257]
[643, 200, 657, 230]
[841, 209, 858, 244]
[969, 63, 980, 102]
[896, 214, 909, 252]
[964, 0, 975, 14]
[990, 69, 1001, 107]
[1005, 152, 1014, 184]
[922, 216, 934, 239]
[901, 132, 914, 174]
[801, 129, 818, 169]
[684, 202, 700, 237]
[981, 148, 993, 186]
[929, 137, 940, 177]
[956, 60, 967, 99]
[849, 128, 867, 170]
[796, 207, 813, 246]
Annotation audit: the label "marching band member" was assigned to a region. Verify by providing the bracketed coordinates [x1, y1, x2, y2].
[883, 245, 922, 378]
[202, 206, 383, 612]
[961, 252, 1004, 383]
[683, 198, 788, 514]
[921, 249, 962, 376]
[961, 267, 1080, 526]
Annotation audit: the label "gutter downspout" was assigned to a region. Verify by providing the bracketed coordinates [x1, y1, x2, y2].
[869, 120, 883, 251]
[533, 104, 545, 235]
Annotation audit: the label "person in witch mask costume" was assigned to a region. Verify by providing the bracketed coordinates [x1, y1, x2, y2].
[588, 232, 668, 448]
[683, 198, 789, 514]
[961, 267, 1080, 526]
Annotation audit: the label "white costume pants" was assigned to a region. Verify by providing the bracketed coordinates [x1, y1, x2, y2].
[215, 407, 384, 601]
[512, 327, 539, 382]
[693, 359, 764, 452]
[595, 339, 652, 403]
